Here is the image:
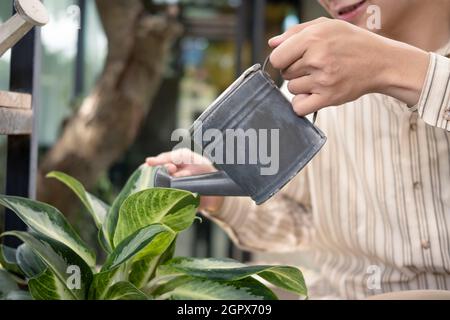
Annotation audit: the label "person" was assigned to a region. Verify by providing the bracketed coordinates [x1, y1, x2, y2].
[146, 0, 450, 299]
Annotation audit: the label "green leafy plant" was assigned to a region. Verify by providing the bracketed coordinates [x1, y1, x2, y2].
[0, 165, 307, 300]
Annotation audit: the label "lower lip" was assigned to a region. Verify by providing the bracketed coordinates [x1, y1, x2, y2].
[337, 1, 368, 22]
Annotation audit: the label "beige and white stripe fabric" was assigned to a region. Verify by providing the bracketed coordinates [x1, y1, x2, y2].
[204, 40, 450, 299]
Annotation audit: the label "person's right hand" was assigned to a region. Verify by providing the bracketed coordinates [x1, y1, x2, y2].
[146, 148, 224, 212]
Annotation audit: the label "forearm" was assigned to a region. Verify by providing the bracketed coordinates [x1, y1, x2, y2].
[375, 37, 450, 131]
[202, 171, 314, 252]
[203, 195, 314, 253]
[376, 38, 430, 107]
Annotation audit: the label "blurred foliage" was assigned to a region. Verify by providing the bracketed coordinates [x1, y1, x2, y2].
[92, 173, 118, 206]
[204, 42, 237, 92]
[0, 0, 323, 261]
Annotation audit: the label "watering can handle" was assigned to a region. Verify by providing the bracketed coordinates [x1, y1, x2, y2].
[263, 55, 319, 125]
[153, 167, 247, 197]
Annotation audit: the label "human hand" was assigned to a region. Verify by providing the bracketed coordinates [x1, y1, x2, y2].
[146, 148, 224, 212]
[269, 18, 429, 115]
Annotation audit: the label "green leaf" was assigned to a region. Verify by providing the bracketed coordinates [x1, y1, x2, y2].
[129, 238, 176, 288]
[258, 267, 308, 298]
[16, 243, 46, 278]
[134, 232, 175, 262]
[38, 234, 93, 297]
[88, 267, 123, 300]
[103, 164, 158, 249]
[128, 255, 160, 289]
[102, 224, 175, 272]
[47, 171, 110, 228]
[28, 268, 75, 300]
[39, 235, 93, 297]
[152, 275, 277, 300]
[103, 281, 148, 300]
[0, 269, 19, 299]
[1, 231, 92, 300]
[113, 188, 199, 246]
[98, 228, 112, 253]
[0, 195, 96, 267]
[0, 245, 22, 275]
[160, 257, 307, 297]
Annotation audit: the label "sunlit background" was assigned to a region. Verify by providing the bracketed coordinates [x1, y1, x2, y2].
[0, 0, 326, 271]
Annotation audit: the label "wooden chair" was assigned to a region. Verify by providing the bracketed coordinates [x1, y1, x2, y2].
[0, 0, 48, 136]
[1, 0, 49, 248]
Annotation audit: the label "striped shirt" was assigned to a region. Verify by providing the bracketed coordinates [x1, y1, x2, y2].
[205, 41, 450, 299]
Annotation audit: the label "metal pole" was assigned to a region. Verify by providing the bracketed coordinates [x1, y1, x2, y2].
[4, 1, 41, 248]
[234, 0, 247, 76]
[251, 0, 266, 64]
[74, 0, 86, 98]
[28, 15, 41, 200]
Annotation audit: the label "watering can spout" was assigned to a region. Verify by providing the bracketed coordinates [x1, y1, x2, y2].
[153, 166, 247, 197]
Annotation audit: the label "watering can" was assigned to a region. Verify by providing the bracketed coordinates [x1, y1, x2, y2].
[0, 0, 49, 57]
[153, 59, 327, 205]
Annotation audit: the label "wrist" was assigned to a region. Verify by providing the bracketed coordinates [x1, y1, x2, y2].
[200, 196, 224, 215]
[376, 38, 430, 106]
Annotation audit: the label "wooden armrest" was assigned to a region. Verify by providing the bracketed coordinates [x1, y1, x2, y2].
[0, 90, 33, 135]
[0, 0, 49, 57]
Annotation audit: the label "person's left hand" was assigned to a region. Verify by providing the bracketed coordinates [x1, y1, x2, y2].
[269, 17, 430, 116]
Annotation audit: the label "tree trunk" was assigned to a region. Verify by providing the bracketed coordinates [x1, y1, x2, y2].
[37, 0, 181, 217]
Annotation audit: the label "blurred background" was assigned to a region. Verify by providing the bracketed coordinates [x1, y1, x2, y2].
[0, 0, 326, 266]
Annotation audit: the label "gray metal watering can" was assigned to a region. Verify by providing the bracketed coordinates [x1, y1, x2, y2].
[154, 59, 326, 205]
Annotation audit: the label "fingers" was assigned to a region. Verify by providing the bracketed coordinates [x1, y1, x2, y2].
[168, 148, 196, 166]
[144, 155, 176, 175]
[270, 31, 309, 70]
[145, 148, 215, 178]
[268, 17, 329, 48]
[164, 163, 178, 175]
[281, 57, 311, 80]
[270, 17, 331, 71]
[145, 156, 178, 174]
[171, 148, 212, 166]
[173, 168, 194, 178]
[146, 151, 174, 166]
[287, 76, 314, 95]
[146, 148, 209, 167]
[291, 93, 327, 116]
[269, 24, 307, 48]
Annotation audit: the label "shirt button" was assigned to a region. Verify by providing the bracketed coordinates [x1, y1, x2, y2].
[445, 108, 450, 121]
[413, 181, 422, 190]
[410, 123, 418, 131]
[421, 240, 431, 250]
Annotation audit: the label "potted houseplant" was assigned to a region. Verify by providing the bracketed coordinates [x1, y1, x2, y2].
[0, 165, 307, 300]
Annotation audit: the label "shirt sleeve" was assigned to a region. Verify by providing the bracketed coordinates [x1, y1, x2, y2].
[413, 52, 450, 131]
[201, 168, 314, 253]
